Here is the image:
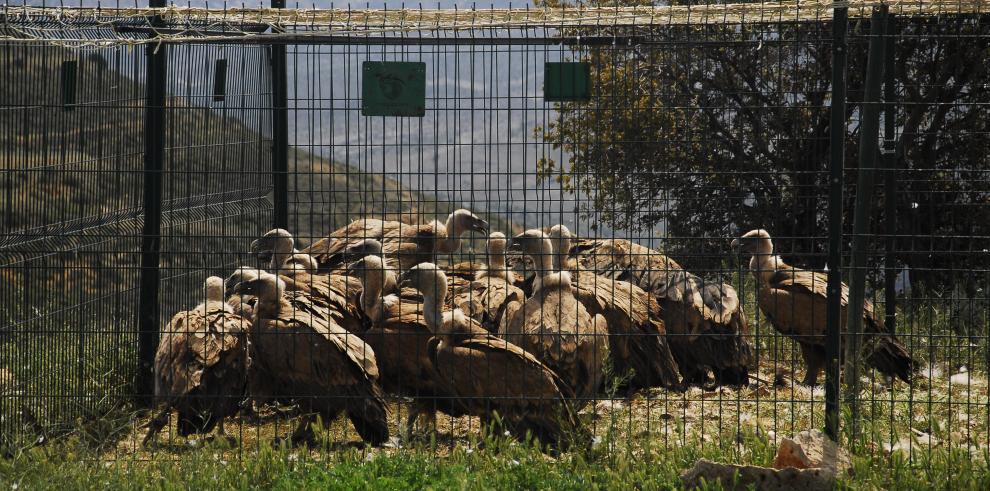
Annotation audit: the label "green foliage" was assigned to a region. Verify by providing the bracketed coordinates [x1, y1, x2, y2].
[537, 6, 990, 284]
[2, 429, 988, 490]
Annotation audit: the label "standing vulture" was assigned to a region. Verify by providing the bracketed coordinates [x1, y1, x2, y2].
[501, 230, 609, 405]
[345, 254, 470, 436]
[300, 209, 489, 272]
[452, 232, 525, 333]
[231, 271, 389, 446]
[547, 225, 682, 392]
[569, 237, 754, 386]
[400, 263, 590, 450]
[732, 229, 918, 385]
[144, 277, 251, 446]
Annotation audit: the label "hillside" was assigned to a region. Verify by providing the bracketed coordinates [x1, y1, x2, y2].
[0, 42, 514, 444]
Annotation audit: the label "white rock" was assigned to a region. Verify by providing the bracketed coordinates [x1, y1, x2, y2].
[681, 459, 836, 491]
[950, 371, 972, 386]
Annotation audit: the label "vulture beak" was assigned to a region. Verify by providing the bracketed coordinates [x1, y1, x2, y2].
[250, 236, 274, 254]
[471, 217, 490, 234]
[343, 260, 360, 277]
[342, 240, 367, 257]
[397, 269, 414, 289]
[508, 236, 524, 252]
[730, 238, 741, 252]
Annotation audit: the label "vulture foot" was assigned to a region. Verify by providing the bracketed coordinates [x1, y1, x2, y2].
[286, 415, 319, 447]
[800, 371, 822, 387]
[141, 408, 170, 447]
[404, 407, 437, 440]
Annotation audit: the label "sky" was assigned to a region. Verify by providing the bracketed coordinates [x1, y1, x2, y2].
[12, 0, 664, 241]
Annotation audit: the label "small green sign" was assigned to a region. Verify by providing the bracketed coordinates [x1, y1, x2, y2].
[362, 61, 427, 117]
[545, 62, 591, 102]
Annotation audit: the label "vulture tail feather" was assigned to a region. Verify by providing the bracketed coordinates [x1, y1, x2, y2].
[864, 336, 918, 384]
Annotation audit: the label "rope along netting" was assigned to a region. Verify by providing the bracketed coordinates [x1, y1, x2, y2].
[1, 1, 988, 45]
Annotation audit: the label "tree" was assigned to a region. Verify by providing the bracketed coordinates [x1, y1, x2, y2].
[536, 2, 990, 288]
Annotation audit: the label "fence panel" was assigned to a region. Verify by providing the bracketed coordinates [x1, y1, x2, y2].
[0, 5, 987, 466]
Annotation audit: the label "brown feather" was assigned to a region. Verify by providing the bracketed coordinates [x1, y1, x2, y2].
[759, 265, 916, 384]
[152, 303, 250, 439]
[570, 238, 754, 386]
[248, 288, 389, 445]
[500, 273, 608, 405]
[433, 313, 590, 450]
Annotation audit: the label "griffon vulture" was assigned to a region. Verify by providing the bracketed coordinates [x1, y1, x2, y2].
[501, 230, 608, 405]
[144, 276, 250, 446]
[400, 263, 589, 450]
[345, 254, 469, 436]
[732, 229, 918, 385]
[547, 225, 682, 392]
[451, 232, 525, 333]
[231, 271, 389, 446]
[301, 209, 489, 272]
[568, 237, 754, 386]
[247, 230, 366, 334]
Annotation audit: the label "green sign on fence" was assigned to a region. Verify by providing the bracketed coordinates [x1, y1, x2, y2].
[362, 61, 427, 117]
[544, 62, 591, 102]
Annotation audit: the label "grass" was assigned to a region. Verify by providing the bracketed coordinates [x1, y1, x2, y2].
[1, 424, 988, 490]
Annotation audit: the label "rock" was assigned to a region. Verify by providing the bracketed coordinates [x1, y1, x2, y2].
[681, 459, 836, 491]
[773, 429, 851, 476]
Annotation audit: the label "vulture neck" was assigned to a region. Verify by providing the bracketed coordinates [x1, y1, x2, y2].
[360, 269, 393, 324]
[552, 236, 572, 271]
[269, 237, 296, 274]
[481, 246, 515, 283]
[527, 238, 557, 292]
[537, 270, 573, 293]
[420, 277, 448, 333]
[437, 214, 463, 254]
[749, 254, 788, 284]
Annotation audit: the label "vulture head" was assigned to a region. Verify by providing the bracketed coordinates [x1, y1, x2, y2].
[285, 253, 318, 274]
[225, 266, 263, 297]
[398, 262, 448, 330]
[547, 224, 574, 269]
[446, 209, 490, 236]
[226, 293, 258, 319]
[509, 229, 555, 273]
[730, 229, 774, 257]
[250, 228, 294, 255]
[344, 238, 385, 257]
[204, 276, 225, 302]
[251, 229, 303, 271]
[228, 271, 285, 321]
[399, 262, 448, 300]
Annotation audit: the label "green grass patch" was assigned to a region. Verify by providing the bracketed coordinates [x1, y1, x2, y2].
[1, 430, 988, 490]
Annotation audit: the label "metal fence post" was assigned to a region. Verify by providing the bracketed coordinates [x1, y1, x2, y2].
[136, 0, 168, 406]
[844, 4, 888, 436]
[883, 15, 899, 335]
[271, 0, 289, 230]
[825, 5, 849, 442]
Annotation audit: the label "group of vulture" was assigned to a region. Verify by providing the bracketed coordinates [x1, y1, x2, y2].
[144, 209, 919, 450]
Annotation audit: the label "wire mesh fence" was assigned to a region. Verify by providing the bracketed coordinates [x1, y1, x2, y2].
[1, 3, 988, 465]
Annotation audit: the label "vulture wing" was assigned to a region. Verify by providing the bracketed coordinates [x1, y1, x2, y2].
[154, 307, 250, 436]
[431, 332, 588, 449]
[454, 276, 524, 334]
[568, 269, 681, 391]
[501, 286, 607, 403]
